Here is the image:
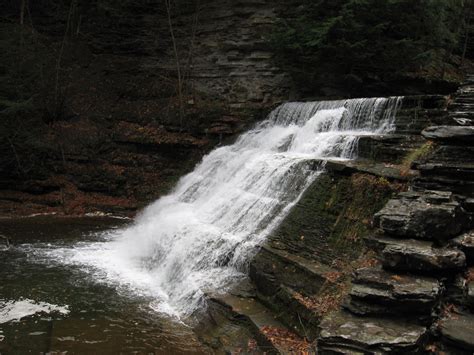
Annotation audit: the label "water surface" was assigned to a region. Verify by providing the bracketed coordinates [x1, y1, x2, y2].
[0, 217, 209, 354]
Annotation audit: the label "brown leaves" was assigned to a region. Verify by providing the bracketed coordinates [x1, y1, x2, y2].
[260, 326, 312, 354]
[293, 291, 343, 318]
[323, 271, 343, 284]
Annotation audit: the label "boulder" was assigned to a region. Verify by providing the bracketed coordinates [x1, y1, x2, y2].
[318, 311, 427, 354]
[421, 125, 474, 143]
[439, 312, 474, 351]
[344, 267, 440, 317]
[379, 237, 466, 273]
[374, 191, 469, 241]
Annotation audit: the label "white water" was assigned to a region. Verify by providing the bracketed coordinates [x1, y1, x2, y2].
[0, 299, 69, 324]
[33, 97, 402, 318]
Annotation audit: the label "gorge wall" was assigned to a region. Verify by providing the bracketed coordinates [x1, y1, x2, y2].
[0, 0, 292, 216]
[1, 0, 463, 217]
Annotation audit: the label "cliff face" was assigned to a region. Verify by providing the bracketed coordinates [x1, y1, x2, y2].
[0, 0, 465, 217]
[0, 0, 292, 216]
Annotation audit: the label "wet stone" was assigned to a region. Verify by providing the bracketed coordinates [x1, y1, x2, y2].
[439, 312, 474, 351]
[374, 191, 469, 241]
[345, 267, 440, 317]
[422, 125, 474, 143]
[318, 310, 427, 354]
[379, 237, 466, 273]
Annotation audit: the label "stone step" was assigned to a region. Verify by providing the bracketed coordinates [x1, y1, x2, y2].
[250, 245, 335, 339]
[357, 134, 425, 164]
[208, 292, 313, 354]
[413, 175, 474, 198]
[317, 310, 427, 354]
[374, 191, 469, 242]
[416, 145, 474, 165]
[325, 159, 417, 181]
[344, 267, 440, 319]
[250, 244, 334, 297]
[255, 284, 321, 340]
[366, 235, 466, 273]
[439, 311, 474, 352]
[422, 125, 474, 144]
[416, 162, 474, 181]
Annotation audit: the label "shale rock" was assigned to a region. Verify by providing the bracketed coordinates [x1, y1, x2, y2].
[421, 125, 474, 143]
[374, 191, 469, 241]
[345, 267, 440, 317]
[376, 236, 466, 272]
[439, 312, 474, 351]
[451, 230, 474, 264]
[318, 311, 427, 354]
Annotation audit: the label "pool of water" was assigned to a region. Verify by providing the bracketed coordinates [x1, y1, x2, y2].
[0, 217, 213, 354]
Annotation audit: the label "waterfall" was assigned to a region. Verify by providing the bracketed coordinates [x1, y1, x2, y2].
[48, 97, 402, 318]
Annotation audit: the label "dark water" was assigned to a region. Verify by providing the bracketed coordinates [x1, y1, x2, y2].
[0, 217, 211, 354]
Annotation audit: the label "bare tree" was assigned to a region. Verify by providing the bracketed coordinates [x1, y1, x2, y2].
[461, 0, 473, 66]
[20, 0, 25, 26]
[165, 0, 185, 127]
[53, 0, 76, 120]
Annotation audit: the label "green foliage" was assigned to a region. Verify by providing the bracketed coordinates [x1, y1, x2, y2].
[272, 0, 467, 89]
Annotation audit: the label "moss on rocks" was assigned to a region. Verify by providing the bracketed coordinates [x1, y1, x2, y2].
[269, 171, 404, 265]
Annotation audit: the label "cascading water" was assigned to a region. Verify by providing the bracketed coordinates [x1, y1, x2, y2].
[41, 97, 402, 318]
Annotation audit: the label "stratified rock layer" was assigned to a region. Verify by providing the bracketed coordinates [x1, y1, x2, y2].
[374, 191, 469, 241]
[318, 311, 427, 354]
[345, 267, 440, 317]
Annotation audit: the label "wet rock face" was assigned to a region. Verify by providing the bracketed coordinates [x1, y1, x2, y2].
[422, 125, 474, 143]
[318, 311, 427, 354]
[374, 191, 470, 242]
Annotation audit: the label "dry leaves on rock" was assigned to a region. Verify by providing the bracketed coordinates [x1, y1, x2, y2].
[260, 326, 312, 354]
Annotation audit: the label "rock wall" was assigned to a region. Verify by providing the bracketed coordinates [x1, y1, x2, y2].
[153, 0, 292, 111]
[0, 0, 292, 217]
[243, 94, 471, 348]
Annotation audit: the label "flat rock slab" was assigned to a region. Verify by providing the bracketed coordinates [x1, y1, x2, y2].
[381, 237, 466, 272]
[439, 312, 474, 351]
[208, 293, 301, 354]
[422, 125, 474, 143]
[318, 311, 427, 354]
[367, 235, 466, 273]
[374, 191, 469, 241]
[325, 159, 417, 181]
[345, 267, 440, 316]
